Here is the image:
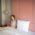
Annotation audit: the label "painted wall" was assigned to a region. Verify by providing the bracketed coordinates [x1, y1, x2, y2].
[11, 0, 35, 32]
[29, 0, 35, 32]
[11, 0, 32, 20]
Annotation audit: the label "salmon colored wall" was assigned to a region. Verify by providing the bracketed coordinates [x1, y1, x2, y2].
[29, 0, 35, 32]
[11, 0, 32, 20]
[11, 0, 35, 32]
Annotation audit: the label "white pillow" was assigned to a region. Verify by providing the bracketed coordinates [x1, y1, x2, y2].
[17, 20, 30, 32]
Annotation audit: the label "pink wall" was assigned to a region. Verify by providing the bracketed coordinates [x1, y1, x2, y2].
[29, 0, 35, 32]
[11, 0, 35, 32]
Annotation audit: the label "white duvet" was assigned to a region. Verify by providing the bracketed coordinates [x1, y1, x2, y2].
[0, 27, 35, 35]
[0, 27, 22, 35]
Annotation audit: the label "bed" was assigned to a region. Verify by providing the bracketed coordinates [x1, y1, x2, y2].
[0, 20, 35, 35]
[0, 27, 35, 35]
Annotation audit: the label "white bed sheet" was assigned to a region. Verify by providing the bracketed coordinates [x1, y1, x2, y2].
[0, 27, 35, 35]
[0, 27, 22, 35]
